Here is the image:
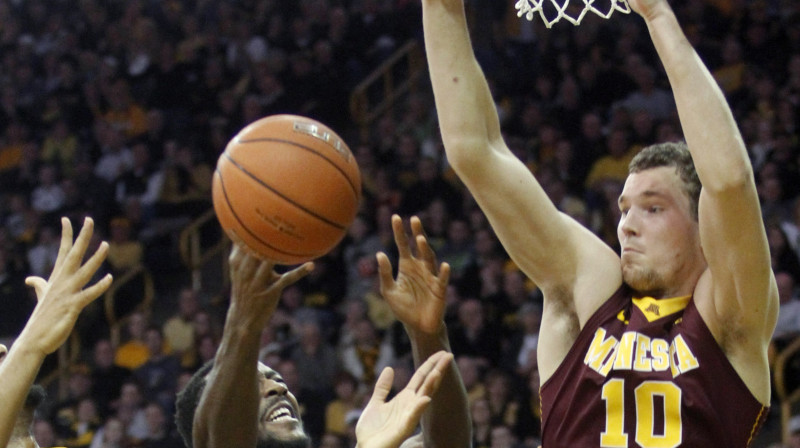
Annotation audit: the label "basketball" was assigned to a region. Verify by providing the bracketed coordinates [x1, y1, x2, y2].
[212, 114, 361, 264]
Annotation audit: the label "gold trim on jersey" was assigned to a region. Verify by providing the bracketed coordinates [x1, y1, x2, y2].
[632, 295, 691, 322]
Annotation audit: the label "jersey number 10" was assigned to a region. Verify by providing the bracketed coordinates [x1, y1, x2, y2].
[601, 379, 682, 448]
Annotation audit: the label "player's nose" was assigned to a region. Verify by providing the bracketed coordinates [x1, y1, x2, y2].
[619, 211, 639, 237]
[262, 378, 289, 397]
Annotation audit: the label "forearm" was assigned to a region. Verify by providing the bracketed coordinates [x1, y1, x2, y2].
[194, 305, 262, 448]
[407, 324, 471, 448]
[0, 343, 46, 447]
[644, 6, 752, 188]
[422, 0, 504, 167]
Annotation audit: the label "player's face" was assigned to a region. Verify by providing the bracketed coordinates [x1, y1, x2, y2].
[255, 362, 309, 448]
[617, 167, 705, 297]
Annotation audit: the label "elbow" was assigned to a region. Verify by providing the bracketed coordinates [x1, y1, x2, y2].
[701, 163, 754, 194]
[442, 136, 493, 172]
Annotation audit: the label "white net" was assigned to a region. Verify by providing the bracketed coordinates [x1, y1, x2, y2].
[515, 0, 631, 28]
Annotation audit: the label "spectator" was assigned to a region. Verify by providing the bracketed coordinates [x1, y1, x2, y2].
[449, 298, 503, 367]
[30, 163, 66, 217]
[41, 118, 79, 178]
[505, 302, 542, 378]
[161, 287, 200, 360]
[114, 142, 163, 220]
[114, 311, 150, 371]
[114, 381, 149, 443]
[132, 326, 181, 411]
[60, 397, 102, 448]
[50, 364, 94, 441]
[289, 318, 340, 396]
[471, 397, 493, 448]
[33, 418, 58, 448]
[0, 245, 36, 338]
[141, 402, 183, 448]
[90, 338, 132, 419]
[89, 416, 131, 448]
[774, 271, 800, 344]
[789, 415, 800, 448]
[584, 128, 639, 193]
[26, 224, 60, 278]
[324, 371, 362, 437]
[616, 63, 676, 121]
[106, 217, 144, 273]
[154, 142, 212, 221]
[339, 317, 396, 388]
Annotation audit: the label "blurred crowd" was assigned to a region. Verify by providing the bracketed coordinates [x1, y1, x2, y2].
[0, 0, 799, 447]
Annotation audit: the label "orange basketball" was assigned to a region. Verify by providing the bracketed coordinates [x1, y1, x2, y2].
[212, 114, 361, 264]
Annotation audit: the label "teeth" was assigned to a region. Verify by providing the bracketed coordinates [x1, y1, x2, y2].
[267, 407, 294, 422]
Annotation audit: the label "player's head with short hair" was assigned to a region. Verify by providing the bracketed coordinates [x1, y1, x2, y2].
[628, 141, 700, 221]
[175, 361, 309, 448]
[175, 361, 215, 448]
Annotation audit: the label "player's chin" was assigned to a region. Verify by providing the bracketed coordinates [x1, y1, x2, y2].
[257, 423, 309, 448]
[622, 265, 662, 294]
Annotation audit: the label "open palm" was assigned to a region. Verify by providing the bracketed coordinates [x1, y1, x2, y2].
[355, 351, 453, 448]
[23, 217, 113, 356]
[377, 215, 450, 335]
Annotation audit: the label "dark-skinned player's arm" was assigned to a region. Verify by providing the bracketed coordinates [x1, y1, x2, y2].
[192, 245, 312, 448]
[629, 0, 777, 404]
[0, 217, 112, 448]
[376, 215, 470, 448]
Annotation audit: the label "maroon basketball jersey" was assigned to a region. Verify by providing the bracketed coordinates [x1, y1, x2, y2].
[540, 285, 768, 448]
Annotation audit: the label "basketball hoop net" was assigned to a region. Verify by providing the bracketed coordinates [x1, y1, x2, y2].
[515, 0, 631, 28]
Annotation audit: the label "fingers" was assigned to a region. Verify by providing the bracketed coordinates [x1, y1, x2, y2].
[78, 273, 114, 307]
[253, 257, 276, 286]
[409, 216, 427, 241]
[376, 252, 395, 292]
[70, 217, 95, 264]
[417, 352, 453, 397]
[415, 235, 437, 275]
[406, 351, 452, 392]
[25, 276, 47, 299]
[370, 366, 395, 403]
[391, 214, 411, 258]
[229, 243, 243, 267]
[274, 262, 314, 290]
[75, 241, 109, 288]
[438, 262, 452, 287]
[232, 244, 265, 280]
[51, 217, 75, 278]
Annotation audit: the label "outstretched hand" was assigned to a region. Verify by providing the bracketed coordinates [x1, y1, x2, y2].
[228, 244, 313, 328]
[355, 351, 454, 448]
[376, 215, 450, 335]
[21, 217, 113, 357]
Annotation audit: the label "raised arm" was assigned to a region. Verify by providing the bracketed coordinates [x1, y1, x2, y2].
[631, 0, 777, 401]
[421, 0, 620, 319]
[192, 245, 311, 448]
[633, 1, 777, 338]
[377, 215, 470, 448]
[0, 217, 112, 448]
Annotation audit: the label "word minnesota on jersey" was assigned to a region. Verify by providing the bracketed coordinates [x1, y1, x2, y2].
[584, 328, 699, 377]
